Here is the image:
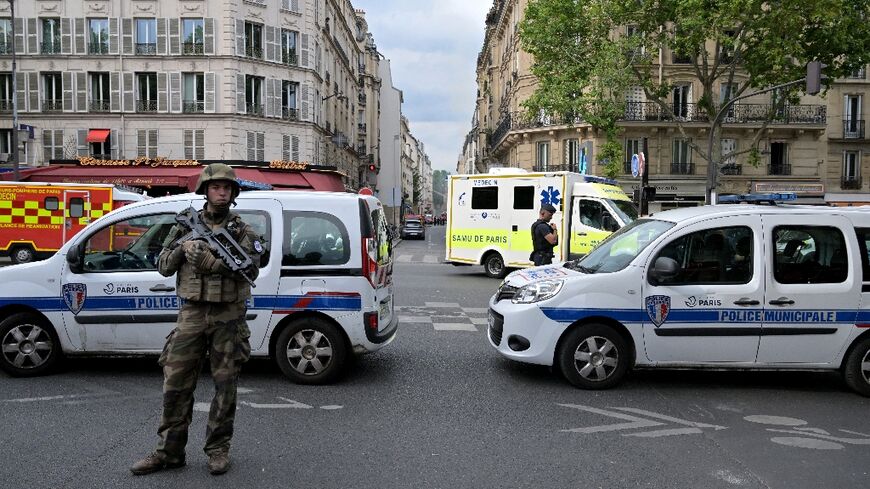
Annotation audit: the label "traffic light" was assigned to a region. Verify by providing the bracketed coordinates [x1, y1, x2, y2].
[367, 163, 378, 174]
[806, 61, 827, 96]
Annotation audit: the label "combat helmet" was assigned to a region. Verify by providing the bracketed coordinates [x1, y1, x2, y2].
[195, 163, 240, 197]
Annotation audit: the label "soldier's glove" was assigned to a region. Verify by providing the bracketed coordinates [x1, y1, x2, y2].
[194, 249, 223, 273]
[183, 240, 208, 264]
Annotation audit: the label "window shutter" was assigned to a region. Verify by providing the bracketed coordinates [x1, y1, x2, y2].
[76, 72, 87, 112]
[43, 130, 53, 163]
[122, 18, 133, 55]
[183, 129, 193, 159]
[77, 129, 88, 156]
[265, 26, 275, 62]
[168, 19, 180, 55]
[300, 33, 310, 69]
[122, 72, 134, 112]
[292, 0, 300, 12]
[62, 72, 74, 112]
[27, 19, 38, 54]
[74, 18, 86, 55]
[236, 20, 245, 56]
[156, 18, 167, 55]
[15, 72, 26, 112]
[264, 78, 274, 117]
[204, 19, 215, 55]
[169, 72, 181, 113]
[195, 130, 204, 159]
[282, 135, 291, 160]
[256, 132, 265, 161]
[137, 129, 147, 156]
[247, 131, 255, 161]
[109, 18, 119, 54]
[204, 72, 216, 113]
[61, 18, 73, 54]
[237, 74, 245, 114]
[299, 83, 309, 121]
[110, 129, 119, 159]
[110, 72, 120, 112]
[28, 73, 39, 113]
[157, 72, 167, 112]
[13, 18, 25, 55]
[292, 135, 300, 161]
[149, 129, 158, 157]
[273, 79, 281, 117]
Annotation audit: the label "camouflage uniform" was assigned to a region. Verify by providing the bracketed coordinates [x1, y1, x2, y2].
[153, 204, 260, 463]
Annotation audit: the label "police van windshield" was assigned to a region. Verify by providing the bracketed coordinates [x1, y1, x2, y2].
[569, 219, 674, 274]
[609, 199, 638, 223]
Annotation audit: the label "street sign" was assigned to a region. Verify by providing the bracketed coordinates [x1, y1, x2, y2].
[638, 152, 645, 177]
[631, 154, 639, 178]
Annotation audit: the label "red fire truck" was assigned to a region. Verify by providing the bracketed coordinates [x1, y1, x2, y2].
[0, 182, 147, 264]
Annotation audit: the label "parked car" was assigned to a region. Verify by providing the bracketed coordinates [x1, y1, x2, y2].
[402, 219, 426, 240]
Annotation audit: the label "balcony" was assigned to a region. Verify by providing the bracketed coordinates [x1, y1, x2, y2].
[533, 164, 575, 172]
[136, 100, 157, 113]
[843, 120, 865, 139]
[767, 163, 792, 176]
[89, 100, 110, 112]
[281, 107, 298, 121]
[42, 100, 63, 112]
[88, 43, 109, 55]
[183, 101, 204, 113]
[246, 103, 264, 117]
[670, 162, 695, 175]
[358, 93, 366, 105]
[41, 41, 62, 54]
[0, 100, 11, 112]
[182, 42, 204, 55]
[358, 123, 367, 133]
[135, 43, 157, 55]
[841, 176, 862, 190]
[621, 102, 826, 124]
[356, 143, 366, 155]
[282, 51, 298, 66]
[245, 45, 263, 59]
[720, 164, 742, 175]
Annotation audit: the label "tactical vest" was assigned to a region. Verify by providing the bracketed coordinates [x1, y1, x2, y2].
[531, 219, 556, 255]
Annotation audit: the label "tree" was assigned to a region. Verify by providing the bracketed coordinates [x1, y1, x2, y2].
[521, 0, 870, 200]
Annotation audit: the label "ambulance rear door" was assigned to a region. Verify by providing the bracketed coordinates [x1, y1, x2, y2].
[507, 174, 565, 266]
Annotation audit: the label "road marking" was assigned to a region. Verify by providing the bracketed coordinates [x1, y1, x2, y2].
[425, 302, 461, 308]
[398, 315, 431, 323]
[422, 255, 440, 264]
[462, 307, 489, 314]
[614, 407, 726, 430]
[559, 404, 726, 437]
[433, 323, 477, 331]
[559, 404, 662, 433]
[1, 393, 102, 403]
[470, 317, 489, 325]
[242, 397, 313, 409]
[395, 255, 413, 263]
[770, 437, 843, 450]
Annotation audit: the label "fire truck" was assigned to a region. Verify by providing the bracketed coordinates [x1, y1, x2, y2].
[0, 182, 147, 264]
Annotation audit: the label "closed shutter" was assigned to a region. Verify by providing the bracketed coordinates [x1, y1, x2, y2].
[183, 129, 194, 159]
[204, 19, 215, 55]
[28, 72, 40, 113]
[110, 129, 119, 159]
[300, 33, 310, 69]
[264, 77, 274, 117]
[15, 72, 26, 112]
[282, 135, 291, 160]
[75, 72, 87, 112]
[195, 130, 204, 159]
[149, 129, 158, 157]
[77, 129, 88, 156]
[156, 18, 167, 55]
[246, 131, 255, 161]
[74, 18, 86, 55]
[61, 18, 73, 54]
[292, 135, 300, 161]
[265, 26, 275, 62]
[62, 72, 74, 112]
[122, 18, 133, 55]
[137, 129, 147, 156]
[273, 79, 281, 118]
[27, 19, 38, 54]
[108, 18, 119, 54]
[292, 0, 300, 12]
[204, 72, 216, 113]
[256, 132, 265, 161]
[42, 130, 53, 163]
[122, 72, 134, 112]
[169, 72, 181, 113]
[13, 18, 24, 55]
[157, 72, 167, 112]
[299, 83, 309, 121]
[237, 74, 245, 114]
[236, 19, 245, 56]
[110, 72, 120, 112]
[168, 19, 180, 55]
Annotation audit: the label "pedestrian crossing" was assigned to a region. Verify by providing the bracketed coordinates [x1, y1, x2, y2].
[396, 301, 490, 333]
[394, 253, 443, 264]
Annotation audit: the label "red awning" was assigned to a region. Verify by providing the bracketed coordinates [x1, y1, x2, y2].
[86, 129, 111, 143]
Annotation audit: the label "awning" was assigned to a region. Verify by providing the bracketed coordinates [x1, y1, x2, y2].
[86, 129, 111, 143]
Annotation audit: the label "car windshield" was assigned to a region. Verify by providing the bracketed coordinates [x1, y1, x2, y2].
[609, 199, 638, 223]
[565, 219, 674, 274]
[405, 221, 422, 228]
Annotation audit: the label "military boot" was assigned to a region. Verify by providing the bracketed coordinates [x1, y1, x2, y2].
[207, 452, 230, 475]
[130, 452, 186, 475]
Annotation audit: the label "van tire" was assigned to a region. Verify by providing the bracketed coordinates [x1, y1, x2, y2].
[558, 323, 629, 390]
[843, 336, 870, 397]
[0, 312, 63, 377]
[11, 245, 36, 264]
[483, 252, 507, 279]
[274, 317, 347, 385]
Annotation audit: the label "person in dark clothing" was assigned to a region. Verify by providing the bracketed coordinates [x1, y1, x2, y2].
[530, 203, 559, 266]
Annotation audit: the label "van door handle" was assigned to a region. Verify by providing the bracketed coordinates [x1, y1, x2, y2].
[733, 298, 760, 306]
[576, 232, 587, 237]
[150, 285, 176, 292]
[768, 297, 795, 306]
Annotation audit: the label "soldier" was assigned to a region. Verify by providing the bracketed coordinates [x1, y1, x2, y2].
[131, 164, 260, 476]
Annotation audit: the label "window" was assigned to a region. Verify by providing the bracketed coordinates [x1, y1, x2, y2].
[247, 131, 264, 161]
[672, 138, 692, 174]
[371, 208, 391, 265]
[653, 226, 753, 285]
[773, 226, 848, 284]
[672, 84, 691, 119]
[282, 81, 298, 120]
[578, 200, 618, 232]
[82, 213, 177, 272]
[244, 22, 263, 58]
[245, 75, 264, 115]
[771, 88, 787, 119]
[843, 151, 860, 181]
[182, 72, 204, 113]
[136, 73, 157, 112]
[88, 18, 109, 54]
[43, 129, 64, 160]
[564, 138, 579, 170]
[238, 210, 271, 267]
[89, 72, 110, 112]
[282, 211, 350, 266]
[720, 83, 738, 119]
[844, 94, 862, 138]
[625, 24, 644, 57]
[41, 18, 61, 54]
[43, 73, 63, 111]
[0, 73, 11, 111]
[624, 138, 642, 173]
[719, 30, 736, 64]
[513, 186, 534, 210]
[0, 128, 11, 154]
[137, 129, 158, 157]
[536, 141, 550, 171]
[848, 66, 866, 79]
[182, 18, 204, 54]
[44, 196, 59, 211]
[856, 228, 870, 282]
[183, 129, 204, 160]
[281, 29, 298, 66]
[471, 187, 498, 209]
[90, 132, 110, 159]
[68, 197, 84, 218]
[135, 18, 157, 55]
[0, 18, 11, 54]
[768, 142, 789, 175]
[721, 138, 737, 165]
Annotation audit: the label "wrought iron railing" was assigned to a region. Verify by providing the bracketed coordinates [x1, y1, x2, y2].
[182, 42, 204, 55]
[843, 120, 865, 139]
[356, 144, 367, 155]
[720, 164, 742, 175]
[767, 163, 792, 176]
[358, 123, 367, 133]
[0, 100, 12, 112]
[246, 103, 264, 116]
[533, 164, 575, 172]
[135, 43, 156, 55]
[41, 41, 62, 54]
[183, 101, 204, 113]
[245, 45, 263, 59]
[88, 43, 109, 55]
[841, 177, 862, 190]
[670, 162, 695, 175]
[89, 100, 110, 112]
[282, 107, 298, 121]
[282, 51, 298, 66]
[358, 94, 366, 105]
[0, 43, 11, 54]
[137, 100, 157, 112]
[43, 100, 63, 112]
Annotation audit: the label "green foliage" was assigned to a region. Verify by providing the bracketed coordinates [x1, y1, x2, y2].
[598, 137, 624, 180]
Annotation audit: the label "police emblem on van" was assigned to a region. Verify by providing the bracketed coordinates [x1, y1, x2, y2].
[645, 295, 671, 327]
[62, 283, 88, 315]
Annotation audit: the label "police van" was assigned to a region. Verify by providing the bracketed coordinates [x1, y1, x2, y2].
[0, 190, 396, 384]
[487, 203, 870, 396]
[446, 170, 637, 278]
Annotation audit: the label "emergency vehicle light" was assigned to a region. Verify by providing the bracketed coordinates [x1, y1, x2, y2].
[717, 192, 797, 204]
[581, 175, 619, 186]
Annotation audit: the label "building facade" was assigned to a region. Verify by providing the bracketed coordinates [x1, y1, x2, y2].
[0, 0, 401, 191]
[470, 0, 870, 209]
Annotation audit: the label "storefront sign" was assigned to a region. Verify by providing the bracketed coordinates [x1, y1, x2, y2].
[624, 180, 706, 197]
[269, 160, 311, 170]
[76, 156, 201, 167]
[753, 182, 824, 195]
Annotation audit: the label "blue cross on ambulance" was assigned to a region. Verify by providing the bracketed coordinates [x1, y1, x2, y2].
[446, 169, 638, 278]
[487, 197, 870, 396]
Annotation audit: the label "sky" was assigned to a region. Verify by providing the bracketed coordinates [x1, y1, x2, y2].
[353, 0, 491, 172]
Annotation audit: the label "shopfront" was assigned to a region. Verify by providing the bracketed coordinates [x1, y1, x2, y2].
[622, 178, 707, 214]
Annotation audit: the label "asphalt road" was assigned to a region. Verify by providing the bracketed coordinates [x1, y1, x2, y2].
[1, 225, 869, 488]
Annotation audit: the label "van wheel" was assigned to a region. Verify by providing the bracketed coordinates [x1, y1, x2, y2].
[11, 246, 35, 264]
[483, 253, 507, 279]
[274, 317, 347, 385]
[843, 336, 870, 397]
[558, 323, 629, 390]
[0, 313, 62, 377]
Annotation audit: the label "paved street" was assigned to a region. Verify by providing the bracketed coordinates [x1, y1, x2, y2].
[1, 225, 869, 488]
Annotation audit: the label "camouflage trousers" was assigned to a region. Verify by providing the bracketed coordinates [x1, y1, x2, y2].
[155, 300, 252, 461]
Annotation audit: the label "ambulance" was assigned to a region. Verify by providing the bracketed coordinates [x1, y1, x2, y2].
[487, 203, 870, 396]
[446, 170, 637, 278]
[0, 182, 147, 264]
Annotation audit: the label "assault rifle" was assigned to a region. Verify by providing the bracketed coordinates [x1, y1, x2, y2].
[173, 207, 256, 287]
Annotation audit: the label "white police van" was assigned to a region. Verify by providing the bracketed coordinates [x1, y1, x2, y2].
[487, 201, 870, 396]
[0, 190, 396, 384]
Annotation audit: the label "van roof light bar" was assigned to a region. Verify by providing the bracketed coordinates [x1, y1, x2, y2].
[717, 192, 797, 204]
[581, 175, 619, 186]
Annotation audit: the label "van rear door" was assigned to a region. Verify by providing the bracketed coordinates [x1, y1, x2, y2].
[367, 200, 394, 331]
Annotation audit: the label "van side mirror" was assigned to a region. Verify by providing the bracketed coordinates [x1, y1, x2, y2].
[66, 243, 83, 273]
[649, 256, 679, 285]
